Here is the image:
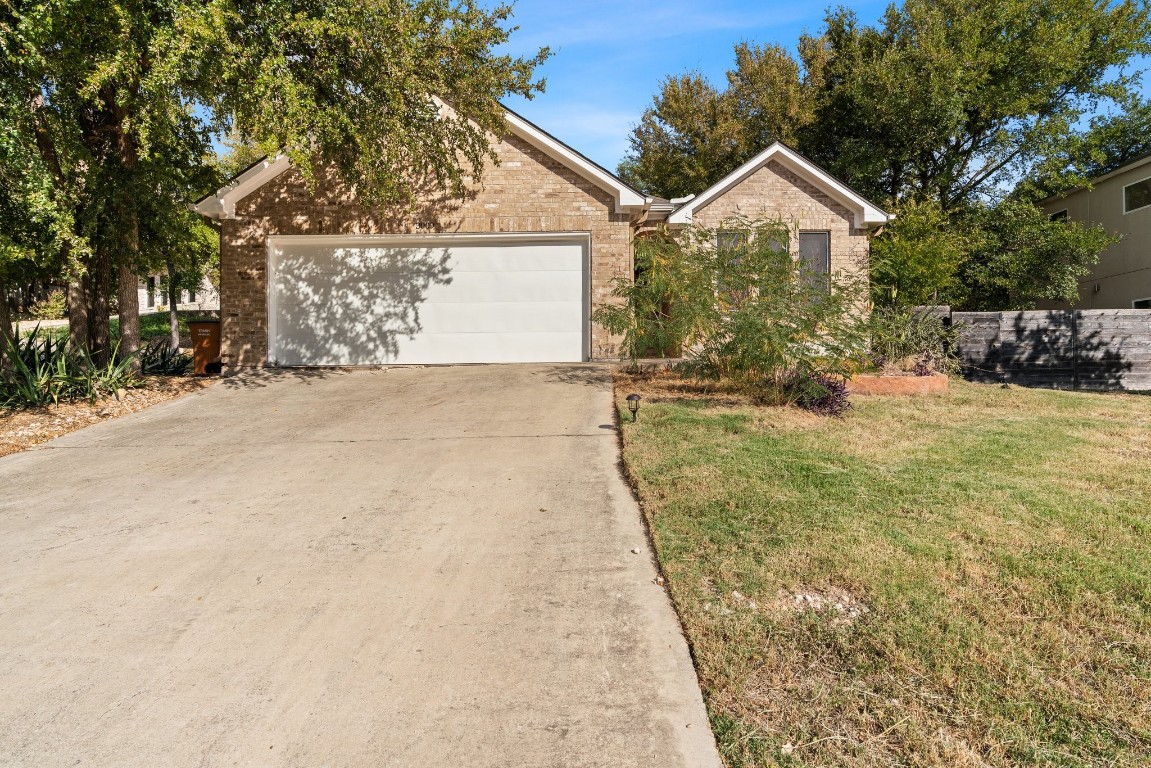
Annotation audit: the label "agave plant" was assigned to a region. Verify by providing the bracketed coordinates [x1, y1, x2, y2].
[1, 325, 140, 408]
[139, 339, 193, 376]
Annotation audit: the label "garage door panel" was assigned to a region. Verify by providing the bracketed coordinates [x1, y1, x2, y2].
[274, 300, 584, 335]
[275, 332, 584, 367]
[269, 238, 588, 366]
[283, 245, 584, 273]
[272, 275, 584, 311]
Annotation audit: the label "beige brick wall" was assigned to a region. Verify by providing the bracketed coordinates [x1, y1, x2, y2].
[219, 133, 633, 368]
[689, 160, 870, 275]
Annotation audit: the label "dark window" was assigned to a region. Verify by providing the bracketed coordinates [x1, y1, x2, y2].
[146, 277, 156, 308]
[1134, 298, 1151, 309]
[798, 232, 830, 274]
[717, 231, 748, 253]
[1125, 177, 1151, 213]
[717, 231, 749, 303]
[1049, 209, 1068, 221]
[189, 287, 197, 302]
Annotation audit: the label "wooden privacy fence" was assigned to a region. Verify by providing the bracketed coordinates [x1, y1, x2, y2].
[941, 308, 1151, 391]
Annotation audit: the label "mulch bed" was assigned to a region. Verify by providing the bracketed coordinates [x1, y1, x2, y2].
[0, 376, 217, 458]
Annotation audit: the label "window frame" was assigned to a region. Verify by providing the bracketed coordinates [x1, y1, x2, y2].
[1123, 175, 1151, 214]
[798, 230, 831, 275]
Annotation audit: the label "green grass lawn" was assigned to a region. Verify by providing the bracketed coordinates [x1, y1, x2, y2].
[14, 310, 217, 343]
[112, 310, 218, 342]
[617, 374, 1151, 768]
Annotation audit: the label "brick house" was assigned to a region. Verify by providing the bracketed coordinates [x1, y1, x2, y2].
[193, 109, 889, 369]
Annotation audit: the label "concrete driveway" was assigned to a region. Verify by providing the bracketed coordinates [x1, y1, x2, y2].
[0, 365, 721, 768]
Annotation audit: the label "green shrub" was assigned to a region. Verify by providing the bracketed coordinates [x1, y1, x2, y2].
[595, 219, 869, 404]
[28, 289, 67, 321]
[1, 325, 139, 408]
[868, 305, 962, 375]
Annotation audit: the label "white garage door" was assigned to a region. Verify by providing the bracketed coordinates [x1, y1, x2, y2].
[267, 235, 588, 366]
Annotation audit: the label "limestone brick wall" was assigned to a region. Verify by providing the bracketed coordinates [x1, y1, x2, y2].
[689, 160, 871, 275]
[218, 134, 633, 368]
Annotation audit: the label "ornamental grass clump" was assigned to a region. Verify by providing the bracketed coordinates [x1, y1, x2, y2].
[867, 305, 963, 375]
[595, 219, 868, 408]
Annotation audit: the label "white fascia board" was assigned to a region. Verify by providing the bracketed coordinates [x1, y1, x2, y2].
[501, 110, 647, 213]
[668, 143, 891, 229]
[193, 155, 292, 220]
[267, 232, 593, 249]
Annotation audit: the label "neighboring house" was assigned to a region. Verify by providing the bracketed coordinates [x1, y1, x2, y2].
[193, 108, 889, 369]
[137, 274, 220, 313]
[1040, 154, 1151, 309]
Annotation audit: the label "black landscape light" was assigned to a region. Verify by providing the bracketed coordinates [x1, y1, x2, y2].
[626, 393, 641, 422]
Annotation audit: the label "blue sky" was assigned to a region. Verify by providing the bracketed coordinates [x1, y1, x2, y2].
[497, 0, 1150, 172]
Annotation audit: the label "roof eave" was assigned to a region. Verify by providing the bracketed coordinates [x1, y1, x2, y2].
[193, 155, 292, 220]
[667, 142, 892, 229]
[500, 108, 646, 213]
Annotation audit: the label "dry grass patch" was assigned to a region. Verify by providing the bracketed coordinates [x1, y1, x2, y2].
[0, 376, 216, 457]
[617, 372, 1151, 767]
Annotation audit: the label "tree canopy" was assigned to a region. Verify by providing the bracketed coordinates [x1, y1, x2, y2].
[621, 0, 1151, 209]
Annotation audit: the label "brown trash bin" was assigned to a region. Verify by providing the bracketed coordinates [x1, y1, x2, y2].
[188, 320, 221, 375]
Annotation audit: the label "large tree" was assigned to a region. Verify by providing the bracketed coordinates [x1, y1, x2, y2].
[1, 1, 547, 363]
[621, 0, 1151, 209]
[618, 43, 813, 199]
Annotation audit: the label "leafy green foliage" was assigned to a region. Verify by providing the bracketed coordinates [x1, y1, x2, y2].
[28, 288, 66, 320]
[1, 325, 138, 408]
[868, 306, 962, 375]
[871, 198, 1117, 311]
[869, 199, 969, 307]
[595, 220, 868, 402]
[960, 200, 1118, 310]
[618, 43, 812, 198]
[1019, 96, 1151, 202]
[800, 0, 1151, 207]
[593, 230, 715, 361]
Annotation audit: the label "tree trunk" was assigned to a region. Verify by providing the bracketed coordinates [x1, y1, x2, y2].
[0, 272, 12, 372]
[67, 278, 89, 354]
[117, 263, 141, 372]
[87, 249, 112, 365]
[114, 121, 142, 371]
[166, 258, 180, 352]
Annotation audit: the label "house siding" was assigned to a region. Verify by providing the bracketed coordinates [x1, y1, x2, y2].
[1039, 161, 1151, 310]
[689, 160, 870, 274]
[218, 133, 632, 369]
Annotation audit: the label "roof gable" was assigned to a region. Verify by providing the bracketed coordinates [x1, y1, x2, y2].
[193, 105, 646, 220]
[667, 143, 891, 229]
